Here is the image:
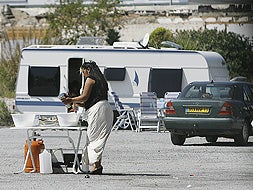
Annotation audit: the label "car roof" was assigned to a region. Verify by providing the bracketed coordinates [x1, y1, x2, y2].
[189, 81, 253, 86]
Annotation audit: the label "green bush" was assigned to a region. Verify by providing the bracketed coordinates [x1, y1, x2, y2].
[0, 100, 13, 127]
[0, 29, 42, 127]
[106, 28, 120, 45]
[149, 28, 253, 81]
[0, 28, 43, 97]
[149, 27, 173, 49]
[0, 33, 20, 97]
[174, 29, 253, 81]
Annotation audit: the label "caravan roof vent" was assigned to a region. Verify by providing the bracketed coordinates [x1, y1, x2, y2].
[113, 42, 141, 49]
[77, 37, 104, 45]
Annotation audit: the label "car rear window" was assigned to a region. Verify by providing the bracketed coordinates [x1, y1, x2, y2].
[183, 84, 234, 99]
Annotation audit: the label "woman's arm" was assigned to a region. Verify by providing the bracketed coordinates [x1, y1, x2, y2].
[63, 78, 95, 104]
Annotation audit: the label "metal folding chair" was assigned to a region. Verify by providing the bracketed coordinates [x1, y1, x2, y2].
[137, 92, 163, 132]
[110, 91, 136, 131]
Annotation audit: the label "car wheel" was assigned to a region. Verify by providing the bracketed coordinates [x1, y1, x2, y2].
[205, 136, 218, 143]
[234, 120, 250, 146]
[171, 133, 186, 145]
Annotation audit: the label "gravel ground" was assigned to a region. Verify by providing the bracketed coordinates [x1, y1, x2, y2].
[188, 0, 253, 4]
[0, 127, 252, 190]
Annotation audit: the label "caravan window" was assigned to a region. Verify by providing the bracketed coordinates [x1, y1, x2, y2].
[148, 68, 182, 98]
[104, 68, 126, 81]
[28, 66, 60, 96]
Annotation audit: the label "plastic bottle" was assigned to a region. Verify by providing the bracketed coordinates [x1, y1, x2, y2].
[58, 93, 72, 108]
[39, 149, 53, 174]
[24, 140, 45, 173]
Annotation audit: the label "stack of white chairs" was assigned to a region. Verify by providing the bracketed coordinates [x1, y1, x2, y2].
[137, 92, 163, 132]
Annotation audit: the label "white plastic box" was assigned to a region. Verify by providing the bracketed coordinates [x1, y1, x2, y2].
[57, 113, 80, 127]
[11, 113, 39, 128]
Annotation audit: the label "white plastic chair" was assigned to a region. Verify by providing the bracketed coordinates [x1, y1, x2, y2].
[110, 91, 136, 131]
[137, 92, 163, 132]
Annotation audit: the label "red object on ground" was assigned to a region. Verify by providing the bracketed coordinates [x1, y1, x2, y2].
[24, 140, 45, 173]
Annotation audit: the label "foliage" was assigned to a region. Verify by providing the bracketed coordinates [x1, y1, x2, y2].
[0, 100, 13, 126]
[45, 0, 122, 45]
[149, 27, 253, 81]
[0, 32, 20, 97]
[0, 29, 42, 97]
[149, 27, 173, 49]
[106, 28, 120, 45]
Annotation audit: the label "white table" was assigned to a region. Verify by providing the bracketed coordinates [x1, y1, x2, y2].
[13, 124, 87, 174]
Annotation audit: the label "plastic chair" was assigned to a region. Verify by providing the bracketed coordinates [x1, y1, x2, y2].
[110, 91, 136, 131]
[137, 92, 163, 132]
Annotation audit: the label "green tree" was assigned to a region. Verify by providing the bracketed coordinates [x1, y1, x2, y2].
[45, 0, 122, 45]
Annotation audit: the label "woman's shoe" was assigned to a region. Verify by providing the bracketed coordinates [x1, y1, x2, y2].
[89, 166, 103, 175]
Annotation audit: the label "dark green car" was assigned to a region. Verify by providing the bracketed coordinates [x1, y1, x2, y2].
[164, 81, 253, 145]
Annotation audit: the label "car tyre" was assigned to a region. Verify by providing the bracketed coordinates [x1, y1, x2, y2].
[205, 136, 218, 143]
[234, 120, 250, 146]
[171, 133, 186, 145]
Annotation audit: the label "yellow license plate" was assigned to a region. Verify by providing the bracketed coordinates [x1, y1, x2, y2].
[186, 107, 209, 113]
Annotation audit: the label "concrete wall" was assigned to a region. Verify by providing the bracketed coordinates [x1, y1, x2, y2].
[119, 4, 253, 42]
[0, 3, 252, 43]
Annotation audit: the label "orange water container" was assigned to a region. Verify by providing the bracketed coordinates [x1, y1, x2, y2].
[24, 140, 45, 173]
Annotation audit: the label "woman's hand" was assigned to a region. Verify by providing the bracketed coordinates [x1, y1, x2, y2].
[62, 97, 72, 105]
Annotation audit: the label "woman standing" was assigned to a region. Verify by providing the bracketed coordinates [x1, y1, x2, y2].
[63, 60, 113, 174]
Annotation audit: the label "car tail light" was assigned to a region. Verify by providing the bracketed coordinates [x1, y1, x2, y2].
[219, 101, 233, 115]
[165, 101, 176, 114]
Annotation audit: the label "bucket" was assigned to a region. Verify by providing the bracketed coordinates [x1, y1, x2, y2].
[24, 140, 45, 173]
[39, 149, 53, 174]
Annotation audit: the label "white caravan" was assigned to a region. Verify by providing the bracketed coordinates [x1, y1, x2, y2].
[14, 43, 229, 113]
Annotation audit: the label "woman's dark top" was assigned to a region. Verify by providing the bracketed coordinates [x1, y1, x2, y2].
[84, 76, 108, 110]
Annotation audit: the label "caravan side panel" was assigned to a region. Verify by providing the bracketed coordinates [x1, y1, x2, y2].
[15, 49, 68, 113]
[14, 47, 230, 113]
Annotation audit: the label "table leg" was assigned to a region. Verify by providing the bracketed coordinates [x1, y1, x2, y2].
[27, 130, 37, 173]
[67, 130, 82, 174]
[14, 148, 30, 174]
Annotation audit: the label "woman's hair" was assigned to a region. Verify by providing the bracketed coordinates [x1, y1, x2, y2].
[80, 60, 108, 91]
